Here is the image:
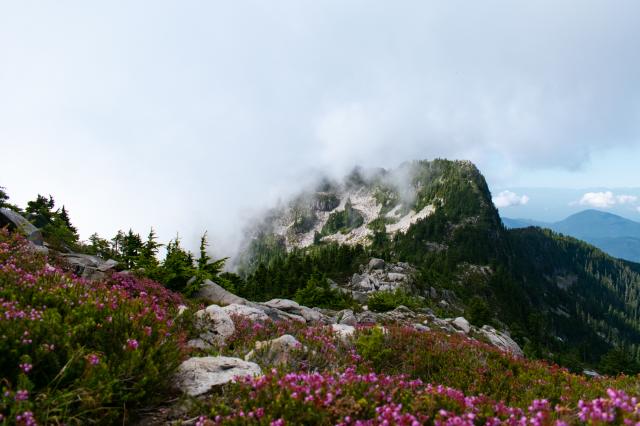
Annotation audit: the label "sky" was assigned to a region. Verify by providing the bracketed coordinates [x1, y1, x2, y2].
[1, 1, 640, 256]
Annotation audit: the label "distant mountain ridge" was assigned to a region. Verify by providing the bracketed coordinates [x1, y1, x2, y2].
[503, 210, 640, 262]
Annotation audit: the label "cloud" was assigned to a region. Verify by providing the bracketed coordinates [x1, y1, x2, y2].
[493, 191, 530, 208]
[1, 1, 640, 255]
[578, 192, 638, 208]
[616, 195, 638, 204]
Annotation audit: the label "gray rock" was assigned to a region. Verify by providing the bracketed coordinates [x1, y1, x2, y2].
[452, 317, 471, 334]
[222, 304, 270, 322]
[413, 323, 431, 332]
[194, 279, 248, 305]
[478, 325, 523, 357]
[386, 273, 406, 282]
[0, 207, 44, 246]
[337, 309, 357, 326]
[245, 334, 303, 366]
[192, 305, 235, 347]
[331, 324, 356, 341]
[262, 299, 326, 323]
[60, 253, 118, 281]
[174, 356, 262, 396]
[368, 258, 385, 270]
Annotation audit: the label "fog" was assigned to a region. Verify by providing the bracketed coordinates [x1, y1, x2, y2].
[1, 1, 639, 257]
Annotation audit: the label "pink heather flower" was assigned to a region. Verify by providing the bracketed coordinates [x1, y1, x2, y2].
[87, 354, 100, 365]
[195, 416, 208, 426]
[15, 411, 37, 426]
[15, 389, 29, 401]
[19, 363, 33, 373]
[270, 420, 285, 426]
[126, 339, 139, 350]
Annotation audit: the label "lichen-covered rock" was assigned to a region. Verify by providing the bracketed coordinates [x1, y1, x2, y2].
[174, 356, 262, 396]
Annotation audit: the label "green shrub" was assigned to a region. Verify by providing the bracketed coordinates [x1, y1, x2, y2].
[367, 289, 422, 312]
[0, 229, 188, 424]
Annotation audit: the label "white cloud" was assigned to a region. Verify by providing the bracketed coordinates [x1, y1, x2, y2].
[578, 192, 638, 208]
[616, 194, 638, 204]
[493, 191, 530, 208]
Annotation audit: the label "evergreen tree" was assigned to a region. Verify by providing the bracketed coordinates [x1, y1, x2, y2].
[0, 186, 8, 208]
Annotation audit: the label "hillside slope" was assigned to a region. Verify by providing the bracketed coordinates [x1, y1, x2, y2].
[238, 159, 640, 370]
[504, 209, 640, 262]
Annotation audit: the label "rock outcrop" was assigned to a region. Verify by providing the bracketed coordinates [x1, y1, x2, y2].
[174, 356, 262, 396]
[60, 253, 118, 281]
[194, 279, 248, 305]
[343, 260, 416, 302]
[0, 207, 44, 247]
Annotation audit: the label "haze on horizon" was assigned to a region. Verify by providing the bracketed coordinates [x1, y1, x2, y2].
[1, 1, 640, 255]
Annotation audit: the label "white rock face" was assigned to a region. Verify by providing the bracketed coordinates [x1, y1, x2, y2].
[245, 334, 304, 366]
[385, 205, 435, 234]
[222, 304, 270, 322]
[452, 317, 471, 334]
[191, 305, 235, 347]
[175, 356, 262, 396]
[478, 325, 524, 357]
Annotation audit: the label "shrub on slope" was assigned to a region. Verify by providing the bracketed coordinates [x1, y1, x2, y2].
[0, 229, 188, 424]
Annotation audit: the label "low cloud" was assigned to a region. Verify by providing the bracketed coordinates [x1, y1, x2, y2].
[493, 191, 530, 208]
[578, 192, 638, 208]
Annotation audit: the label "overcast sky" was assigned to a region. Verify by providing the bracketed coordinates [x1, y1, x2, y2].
[1, 1, 640, 255]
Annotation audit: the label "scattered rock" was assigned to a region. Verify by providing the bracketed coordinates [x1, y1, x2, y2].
[194, 279, 247, 305]
[189, 305, 235, 348]
[245, 334, 303, 366]
[368, 258, 385, 270]
[60, 253, 118, 281]
[174, 356, 262, 396]
[222, 304, 270, 322]
[413, 323, 430, 332]
[478, 325, 523, 357]
[331, 324, 356, 341]
[337, 309, 357, 326]
[262, 299, 327, 323]
[452, 317, 471, 334]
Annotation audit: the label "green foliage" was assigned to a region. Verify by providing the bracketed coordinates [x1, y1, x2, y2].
[467, 295, 493, 326]
[367, 289, 422, 312]
[0, 230, 187, 424]
[0, 186, 8, 208]
[355, 327, 394, 370]
[599, 347, 640, 376]
[321, 199, 364, 236]
[25, 194, 79, 251]
[238, 242, 367, 302]
[294, 269, 355, 310]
